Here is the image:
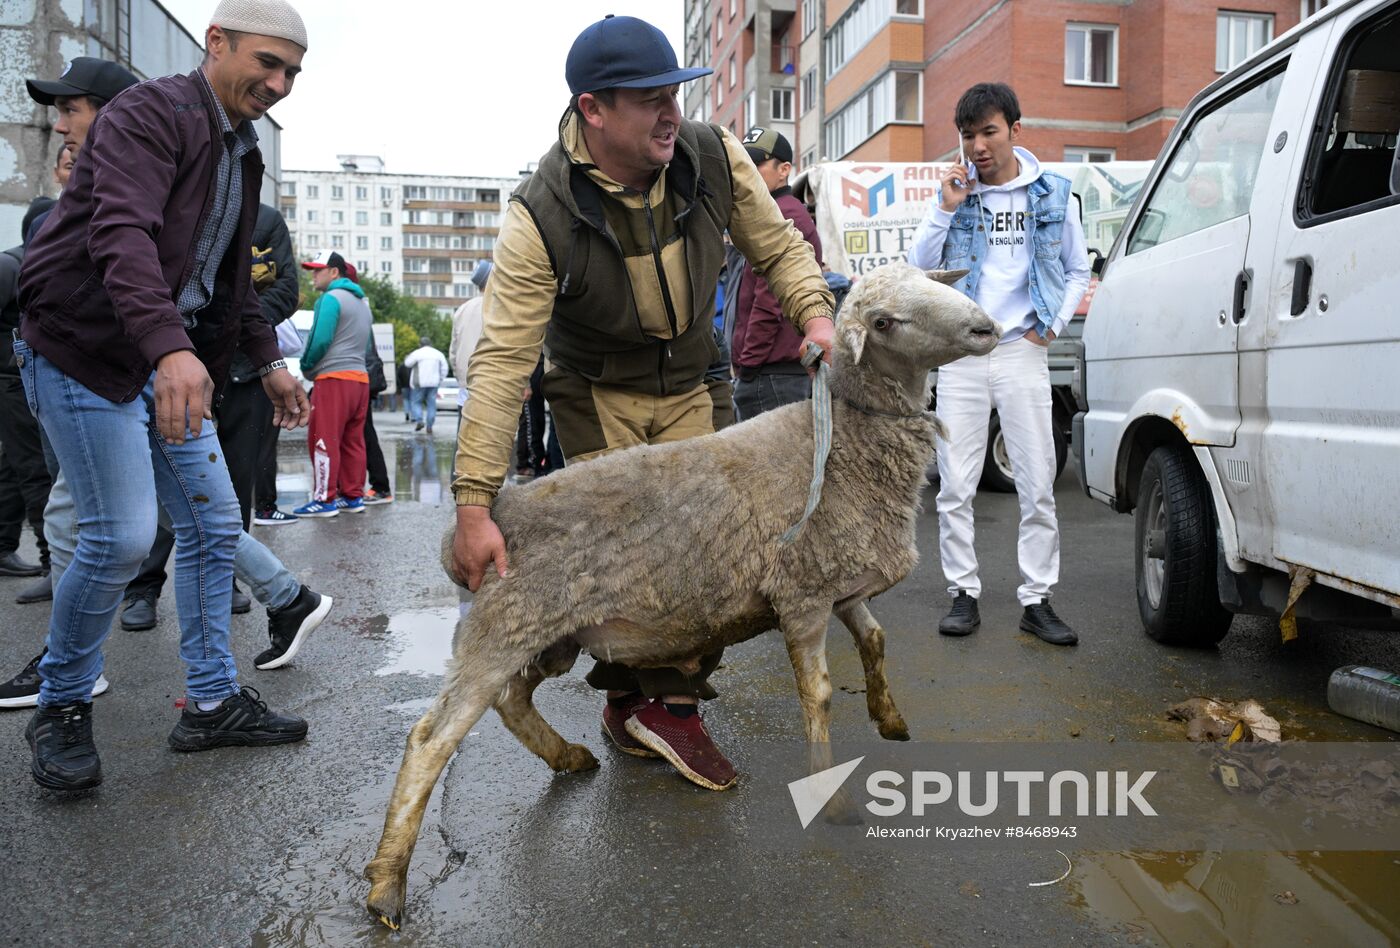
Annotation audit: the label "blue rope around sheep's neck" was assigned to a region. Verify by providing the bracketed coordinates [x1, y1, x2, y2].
[779, 341, 832, 546]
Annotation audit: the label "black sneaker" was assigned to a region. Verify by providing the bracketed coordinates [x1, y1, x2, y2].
[255, 586, 333, 670]
[168, 686, 307, 752]
[231, 583, 252, 615]
[1020, 599, 1079, 646]
[15, 573, 52, 604]
[26, 701, 101, 790]
[0, 651, 110, 710]
[938, 591, 981, 636]
[0, 551, 43, 577]
[120, 592, 158, 631]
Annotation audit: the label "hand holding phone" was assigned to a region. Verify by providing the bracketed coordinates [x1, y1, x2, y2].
[940, 147, 975, 212]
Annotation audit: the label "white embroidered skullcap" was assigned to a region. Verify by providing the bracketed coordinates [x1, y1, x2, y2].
[209, 0, 308, 51]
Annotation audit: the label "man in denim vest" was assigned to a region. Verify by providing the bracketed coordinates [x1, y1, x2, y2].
[908, 83, 1090, 646]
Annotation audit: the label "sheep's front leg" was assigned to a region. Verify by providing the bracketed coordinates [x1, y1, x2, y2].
[834, 600, 910, 741]
[779, 605, 859, 824]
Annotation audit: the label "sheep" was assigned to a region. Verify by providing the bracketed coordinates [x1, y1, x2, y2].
[364, 262, 1000, 929]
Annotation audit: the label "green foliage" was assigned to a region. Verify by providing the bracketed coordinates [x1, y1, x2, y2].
[301, 271, 451, 363]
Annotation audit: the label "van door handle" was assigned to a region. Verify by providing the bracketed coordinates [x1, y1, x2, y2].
[1289, 258, 1312, 316]
[1232, 270, 1250, 324]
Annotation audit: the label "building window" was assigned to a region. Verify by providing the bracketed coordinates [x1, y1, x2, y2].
[306, 185, 319, 199]
[1216, 12, 1274, 72]
[331, 185, 344, 200]
[305, 234, 319, 249]
[380, 186, 394, 201]
[380, 236, 393, 250]
[453, 258, 476, 273]
[801, 147, 816, 170]
[1065, 23, 1118, 86]
[772, 88, 794, 122]
[823, 70, 923, 158]
[1301, 0, 1330, 16]
[355, 186, 368, 200]
[355, 210, 368, 225]
[729, 0, 736, 16]
[802, 0, 818, 37]
[280, 181, 295, 196]
[381, 260, 393, 272]
[452, 283, 473, 297]
[716, 12, 722, 40]
[716, 78, 724, 107]
[746, 89, 757, 127]
[1064, 147, 1116, 162]
[305, 209, 318, 223]
[380, 212, 392, 226]
[801, 68, 818, 115]
[404, 185, 427, 200]
[894, 0, 922, 13]
[283, 205, 295, 221]
[357, 259, 368, 273]
[729, 54, 737, 88]
[329, 234, 344, 249]
[330, 210, 343, 224]
[825, 0, 897, 78]
[355, 236, 369, 250]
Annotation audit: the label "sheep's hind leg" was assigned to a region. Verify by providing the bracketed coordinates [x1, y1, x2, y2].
[779, 604, 860, 824]
[834, 600, 910, 741]
[364, 665, 512, 931]
[496, 642, 598, 774]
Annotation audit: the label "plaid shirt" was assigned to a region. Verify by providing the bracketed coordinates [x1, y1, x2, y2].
[176, 69, 259, 323]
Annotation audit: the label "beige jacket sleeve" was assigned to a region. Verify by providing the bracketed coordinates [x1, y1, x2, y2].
[451, 201, 554, 506]
[719, 127, 835, 329]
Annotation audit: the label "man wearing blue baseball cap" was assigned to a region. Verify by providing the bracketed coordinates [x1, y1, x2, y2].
[447, 14, 835, 792]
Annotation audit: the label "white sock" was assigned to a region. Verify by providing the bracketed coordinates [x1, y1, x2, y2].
[195, 698, 225, 712]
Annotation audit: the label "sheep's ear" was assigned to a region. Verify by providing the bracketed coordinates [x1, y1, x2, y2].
[842, 323, 868, 364]
[931, 413, 950, 441]
[925, 269, 969, 286]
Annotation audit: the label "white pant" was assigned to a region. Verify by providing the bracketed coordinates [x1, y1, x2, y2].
[935, 337, 1060, 606]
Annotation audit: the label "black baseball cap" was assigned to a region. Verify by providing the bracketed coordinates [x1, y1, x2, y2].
[742, 127, 794, 165]
[27, 57, 140, 106]
[566, 15, 711, 95]
[302, 250, 356, 281]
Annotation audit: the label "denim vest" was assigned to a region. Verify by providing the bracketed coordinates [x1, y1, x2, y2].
[940, 172, 1072, 337]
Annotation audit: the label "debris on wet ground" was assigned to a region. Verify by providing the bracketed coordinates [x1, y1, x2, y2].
[957, 881, 981, 899]
[1167, 696, 1282, 743]
[1274, 890, 1299, 905]
[1027, 850, 1072, 888]
[1207, 744, 1400, 827]
[837, 684, 866, 694]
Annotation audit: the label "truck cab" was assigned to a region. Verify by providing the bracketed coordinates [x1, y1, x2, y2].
[1075, 0, 1400, 643]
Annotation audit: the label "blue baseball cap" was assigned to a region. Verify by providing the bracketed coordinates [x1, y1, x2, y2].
[565, 15, 712, 95]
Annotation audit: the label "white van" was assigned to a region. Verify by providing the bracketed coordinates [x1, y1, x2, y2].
[1075, 0, 1400, 644]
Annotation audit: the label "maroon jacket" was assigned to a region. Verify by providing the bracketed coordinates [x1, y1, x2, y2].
[732, 186, 823, 375]
[19, 70, 280, 403]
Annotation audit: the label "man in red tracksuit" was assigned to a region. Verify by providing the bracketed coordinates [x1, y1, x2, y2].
[730, 127, 825, 420]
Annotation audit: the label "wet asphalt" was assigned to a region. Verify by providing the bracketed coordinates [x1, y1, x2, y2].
[0, 410, 1396, 947]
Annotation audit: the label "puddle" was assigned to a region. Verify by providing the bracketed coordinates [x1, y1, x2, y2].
[1071, 850, 1400, 945]
[373, 606, 463, 678]
[384, 697, 435, 716]
[270, 420, 457, 506]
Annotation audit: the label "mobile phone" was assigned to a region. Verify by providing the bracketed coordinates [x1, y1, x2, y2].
[955, 141, 977, 188]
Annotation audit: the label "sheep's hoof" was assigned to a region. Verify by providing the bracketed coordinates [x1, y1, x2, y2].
[365, 875, 406, 931]
[555, 743, 600, 773]
[822, 787, 865, 826]
[878, 715, 911, 742]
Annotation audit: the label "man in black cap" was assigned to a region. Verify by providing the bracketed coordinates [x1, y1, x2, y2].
[449, 15, 834, 792]
[731, 127, 825, 420]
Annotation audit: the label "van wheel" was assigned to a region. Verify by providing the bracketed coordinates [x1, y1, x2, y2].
[979, 411, 1069, 493]
[1135, 446, 1232, 646]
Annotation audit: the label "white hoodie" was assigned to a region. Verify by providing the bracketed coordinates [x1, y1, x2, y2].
[907, 146, 1090, 343]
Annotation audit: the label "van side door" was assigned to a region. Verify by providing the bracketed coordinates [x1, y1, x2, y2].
[1253, 1, 1400, 601]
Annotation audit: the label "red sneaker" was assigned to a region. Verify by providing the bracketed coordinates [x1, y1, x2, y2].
[625, 702, 737, 791]
[601, 693, 660, 758]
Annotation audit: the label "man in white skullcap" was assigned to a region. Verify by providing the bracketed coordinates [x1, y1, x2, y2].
[16, 0, 315, 791]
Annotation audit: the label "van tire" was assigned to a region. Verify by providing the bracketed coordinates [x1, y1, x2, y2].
[1135, 446, 1232, 646]
[980, 411, 1070, 493]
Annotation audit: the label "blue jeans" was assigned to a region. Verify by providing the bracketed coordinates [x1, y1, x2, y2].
[410, 386, 438, 430]
[732, 371, 811, 422]
[18, 342, 243, 706]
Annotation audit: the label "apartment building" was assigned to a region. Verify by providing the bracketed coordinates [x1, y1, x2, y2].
[281, 157, 518, 315]
[688, 0, 1329, 170]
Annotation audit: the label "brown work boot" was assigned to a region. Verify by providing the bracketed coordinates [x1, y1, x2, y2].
[626, 701, 737, 791]
[601, 692, 659, 758]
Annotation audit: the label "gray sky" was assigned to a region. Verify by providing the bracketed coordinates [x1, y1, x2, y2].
[159, 0, 686, 177]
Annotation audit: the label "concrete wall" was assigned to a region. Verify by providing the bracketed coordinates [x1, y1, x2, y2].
[1, 0, 282, 244]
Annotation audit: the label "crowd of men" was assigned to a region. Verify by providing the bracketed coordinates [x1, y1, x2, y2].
[1, 2, 1088, 795]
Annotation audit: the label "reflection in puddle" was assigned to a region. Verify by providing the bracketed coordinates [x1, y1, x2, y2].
[1072, 850, 1400, 944]
[272, 420, 457, 507]
[374, 606, 463, 678]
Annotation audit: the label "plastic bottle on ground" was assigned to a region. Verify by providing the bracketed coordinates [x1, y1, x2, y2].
[1327, 665, 1400, 734]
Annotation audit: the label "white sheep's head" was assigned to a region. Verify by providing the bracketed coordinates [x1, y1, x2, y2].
[835, 262, 1000, 373]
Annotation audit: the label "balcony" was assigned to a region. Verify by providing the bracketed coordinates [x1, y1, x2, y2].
[772, 43, 795, 74]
